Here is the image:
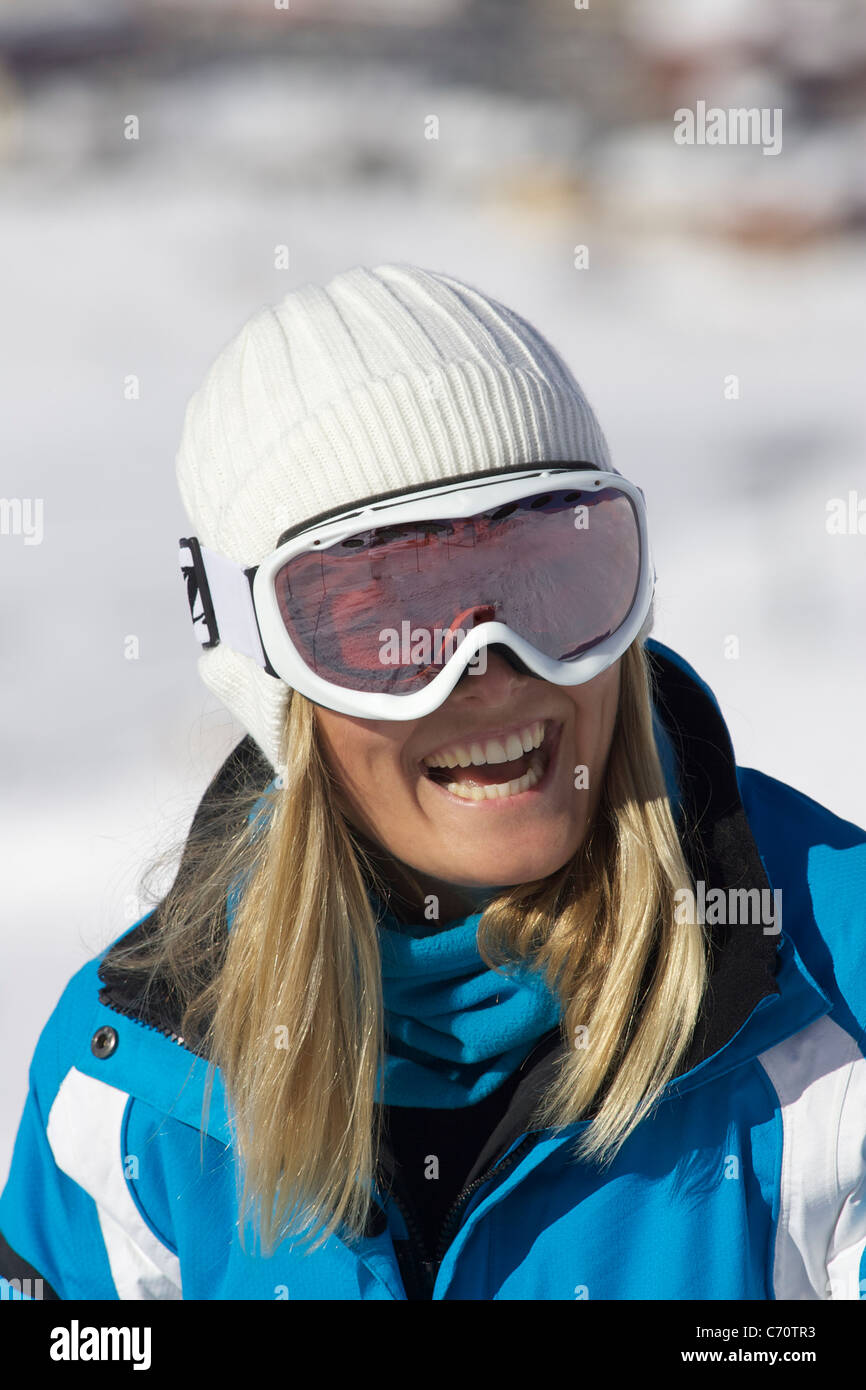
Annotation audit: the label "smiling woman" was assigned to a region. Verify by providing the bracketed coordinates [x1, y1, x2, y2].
[3, 262, 866, 1304]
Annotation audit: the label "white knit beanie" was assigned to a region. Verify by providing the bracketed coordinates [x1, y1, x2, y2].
[175, 261, 622, 777]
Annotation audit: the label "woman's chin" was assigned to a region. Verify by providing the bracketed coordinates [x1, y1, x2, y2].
[411, 779, 589, 886]
[426, 839, 581, 893]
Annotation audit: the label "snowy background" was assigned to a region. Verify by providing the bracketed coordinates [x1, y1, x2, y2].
[2, 0, 865, 1184]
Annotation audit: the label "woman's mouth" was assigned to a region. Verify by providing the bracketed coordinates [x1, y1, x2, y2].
[420, 719, 560, 803]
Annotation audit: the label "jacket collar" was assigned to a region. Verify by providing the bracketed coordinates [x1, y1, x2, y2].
[96, 640, 830, 1166]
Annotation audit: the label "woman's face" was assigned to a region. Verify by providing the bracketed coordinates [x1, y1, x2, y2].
[314, 650, 621, 909]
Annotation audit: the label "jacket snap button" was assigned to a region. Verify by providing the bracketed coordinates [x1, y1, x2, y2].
[91, 1025, 118, 1059]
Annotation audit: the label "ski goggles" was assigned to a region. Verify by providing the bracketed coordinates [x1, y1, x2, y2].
[179, 463, 653, 720]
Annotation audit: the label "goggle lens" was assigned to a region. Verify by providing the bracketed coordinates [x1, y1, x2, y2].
[272, 486, 640, 694]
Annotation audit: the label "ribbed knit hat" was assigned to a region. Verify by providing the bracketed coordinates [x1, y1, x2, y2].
[175, 262, 621, 776]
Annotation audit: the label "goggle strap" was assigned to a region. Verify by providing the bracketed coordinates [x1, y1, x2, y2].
[179, 537, 271, 672]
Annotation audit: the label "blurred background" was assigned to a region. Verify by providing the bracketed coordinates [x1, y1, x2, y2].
[2, 0, 865, 1180]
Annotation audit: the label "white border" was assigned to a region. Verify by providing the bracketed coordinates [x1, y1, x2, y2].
[758, 1015, 866, 1300]
[47, 1068, 183, 1300]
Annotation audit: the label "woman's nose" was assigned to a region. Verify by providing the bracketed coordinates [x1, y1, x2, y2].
[452, 644, 533, 702]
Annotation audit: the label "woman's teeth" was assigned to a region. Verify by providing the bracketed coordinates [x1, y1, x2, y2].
[423, 720, 545, 770]
[422, 720, 548, 801]
[441, 755, 545, 800]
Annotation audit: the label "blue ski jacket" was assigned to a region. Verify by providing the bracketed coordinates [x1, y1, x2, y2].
[2, 639, 865, 1301]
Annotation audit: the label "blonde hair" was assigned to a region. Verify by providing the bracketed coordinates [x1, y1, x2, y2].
[114, 636, 707, 1256]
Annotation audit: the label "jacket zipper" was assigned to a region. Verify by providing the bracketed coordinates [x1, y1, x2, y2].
[432, 1133, 537, 1273]
[383, 1186, 438, 1300]
[381, 1133, 541, 1298]
[101, 996, 191, 1049]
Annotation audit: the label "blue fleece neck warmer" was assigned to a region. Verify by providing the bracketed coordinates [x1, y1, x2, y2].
[374, 907, 563, 1109]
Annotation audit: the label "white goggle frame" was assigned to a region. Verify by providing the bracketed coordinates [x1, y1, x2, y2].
[179, 466, 654, 721]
